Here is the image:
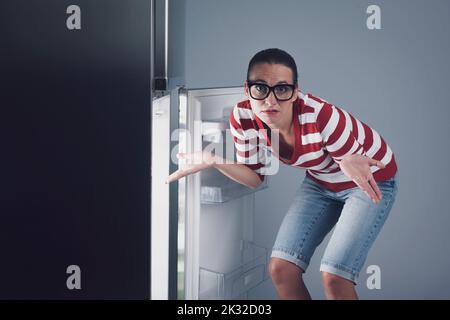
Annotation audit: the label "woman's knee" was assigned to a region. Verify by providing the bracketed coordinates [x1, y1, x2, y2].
[268, 257, 304, 285]
[321, 271, 353, 289]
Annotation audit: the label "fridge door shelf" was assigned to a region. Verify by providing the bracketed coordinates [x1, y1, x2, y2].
[198, 241, 269, 300]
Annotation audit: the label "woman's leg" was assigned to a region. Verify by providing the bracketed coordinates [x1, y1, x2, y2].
[321, 272, 358, 300]
[269, 176, 344, 300]
[268, 258, 311, 299]
[319, 174, 399, 300]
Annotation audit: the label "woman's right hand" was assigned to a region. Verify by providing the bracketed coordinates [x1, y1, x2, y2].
[165, 151, 216, 184]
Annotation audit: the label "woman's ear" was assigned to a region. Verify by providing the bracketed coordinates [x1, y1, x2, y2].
[291, 84, 299, 102]
[244, 81, 249, 97]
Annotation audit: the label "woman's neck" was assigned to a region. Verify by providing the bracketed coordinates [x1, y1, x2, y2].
[269, 110, 294, 138]
[279, 119, 294, 137]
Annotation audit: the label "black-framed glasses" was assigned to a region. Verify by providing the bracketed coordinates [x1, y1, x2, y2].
[247, 81, 296, 101]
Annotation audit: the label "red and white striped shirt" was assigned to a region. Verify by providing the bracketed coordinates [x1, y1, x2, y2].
[229, 91, 398, 192]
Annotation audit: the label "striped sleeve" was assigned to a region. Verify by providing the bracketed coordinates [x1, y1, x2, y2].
[316, 102, 366, 164]
[229, 105, 267, 182]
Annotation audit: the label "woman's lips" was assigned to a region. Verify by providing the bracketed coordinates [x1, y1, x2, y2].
[261, 110, 280, 117]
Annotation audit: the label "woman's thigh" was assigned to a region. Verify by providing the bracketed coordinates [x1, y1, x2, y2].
[320, 173, 400, 284]
[271, 177, 344, 271]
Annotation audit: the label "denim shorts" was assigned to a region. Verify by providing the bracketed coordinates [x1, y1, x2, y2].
[270, 171, 399, 284]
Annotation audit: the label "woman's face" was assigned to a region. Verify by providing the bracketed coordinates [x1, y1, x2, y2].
[245, 63, 298, 130]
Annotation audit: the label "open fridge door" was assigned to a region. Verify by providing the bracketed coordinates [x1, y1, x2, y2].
[151, 93, 173, 299]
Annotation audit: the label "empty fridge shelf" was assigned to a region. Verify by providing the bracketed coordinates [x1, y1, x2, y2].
[199, 241, 269, 300]
[200, 170, 267, 204]
[201, 180, 267, 203]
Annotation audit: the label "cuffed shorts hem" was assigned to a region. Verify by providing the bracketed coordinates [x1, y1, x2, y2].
[319, 260, 359, 284]
[270, 249, 309, 272]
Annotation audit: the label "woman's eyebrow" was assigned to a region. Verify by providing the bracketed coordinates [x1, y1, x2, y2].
[250, 80, 289, 84]
[250, 79, 267, 83]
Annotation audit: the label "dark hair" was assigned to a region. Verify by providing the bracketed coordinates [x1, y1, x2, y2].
[247, 48, 298, 85]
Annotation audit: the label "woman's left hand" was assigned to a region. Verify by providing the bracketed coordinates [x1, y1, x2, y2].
[338, 154, 386, 204]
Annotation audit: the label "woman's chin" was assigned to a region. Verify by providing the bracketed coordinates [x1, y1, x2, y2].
[260, 114, 279, 126]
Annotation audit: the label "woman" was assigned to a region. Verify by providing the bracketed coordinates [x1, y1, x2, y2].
[166, 48, 399, 300]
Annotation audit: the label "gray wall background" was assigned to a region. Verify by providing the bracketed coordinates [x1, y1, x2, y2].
[169, 0, 450, 299]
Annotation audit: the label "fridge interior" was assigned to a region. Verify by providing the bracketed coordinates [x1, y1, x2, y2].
[181, 87, 270, 300]
[151, 87, 270, 300]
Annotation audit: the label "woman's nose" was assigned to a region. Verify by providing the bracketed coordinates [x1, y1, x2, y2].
[265, 90, 278, 105]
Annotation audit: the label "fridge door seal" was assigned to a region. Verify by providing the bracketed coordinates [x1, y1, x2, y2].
[168, 88, 180, 299]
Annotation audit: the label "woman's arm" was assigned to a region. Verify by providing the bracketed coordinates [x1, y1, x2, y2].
[211, 155, 263, 189]
[165, 151, 263, 189]
[315, 101, 385, 204]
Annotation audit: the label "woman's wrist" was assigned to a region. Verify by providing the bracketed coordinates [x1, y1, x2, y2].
[205, 153, 218, 167]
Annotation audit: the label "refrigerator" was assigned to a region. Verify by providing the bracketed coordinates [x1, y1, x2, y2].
[151, 86, 271, 300]
[1, 0, 152, 298]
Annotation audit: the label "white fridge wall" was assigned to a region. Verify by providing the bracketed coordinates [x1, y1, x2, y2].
[199, 196, 254, 272]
